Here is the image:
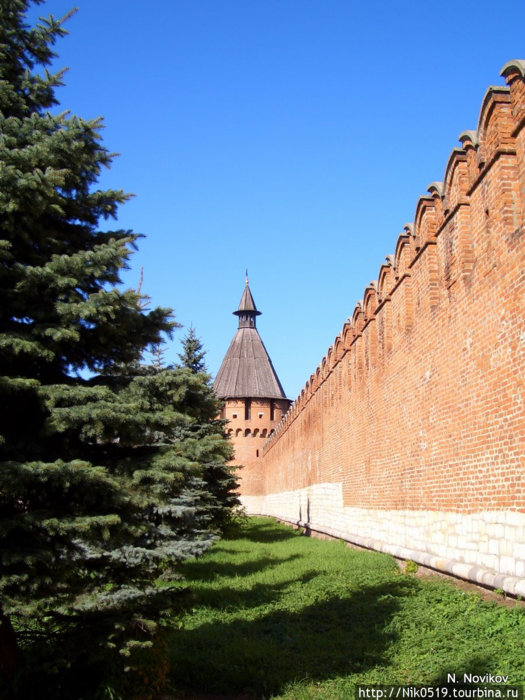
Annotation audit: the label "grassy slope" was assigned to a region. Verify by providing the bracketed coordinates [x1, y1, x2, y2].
[168, 517, 525, 699]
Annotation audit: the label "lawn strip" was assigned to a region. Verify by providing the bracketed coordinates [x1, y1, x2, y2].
[167, 517, 525, 699]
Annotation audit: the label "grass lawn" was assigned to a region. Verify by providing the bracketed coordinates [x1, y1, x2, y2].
[167, 517, 525, 699]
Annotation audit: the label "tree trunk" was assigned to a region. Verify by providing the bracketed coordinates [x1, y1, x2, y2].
[0, 609, 20, 679]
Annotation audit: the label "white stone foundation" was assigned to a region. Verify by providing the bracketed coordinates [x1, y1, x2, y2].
[242, 483, 525, 597]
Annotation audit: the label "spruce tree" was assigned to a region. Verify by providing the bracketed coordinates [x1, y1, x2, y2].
[0, 2, 237, 695]
[177, 327, 240, 529]
[177, 325, 207, 373]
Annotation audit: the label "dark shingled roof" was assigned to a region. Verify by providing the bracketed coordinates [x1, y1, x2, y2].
[213, 281, 288, 400]
[235, 283, 260, 316]
[213, 327, 287, 399]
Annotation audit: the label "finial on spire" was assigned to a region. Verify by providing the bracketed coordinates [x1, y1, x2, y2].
[245, 269, 249, 285]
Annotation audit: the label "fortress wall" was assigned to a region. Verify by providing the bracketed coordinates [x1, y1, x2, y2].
[248, 62, 525, 593]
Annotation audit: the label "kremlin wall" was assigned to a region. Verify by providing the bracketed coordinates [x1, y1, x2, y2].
[216, 61, 525, 596]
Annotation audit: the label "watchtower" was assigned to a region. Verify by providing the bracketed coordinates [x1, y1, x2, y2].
[213, 277, 291, 497]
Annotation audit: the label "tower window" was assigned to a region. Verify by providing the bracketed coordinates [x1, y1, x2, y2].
[232, 413, 237, 419]
[245, 398, 251, 420]
[270, 400, 274, 421]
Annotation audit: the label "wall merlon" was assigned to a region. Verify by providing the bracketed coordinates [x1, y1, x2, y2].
[458, 129, 479, 147]
[321, 354, 328, 380]
[501, 60, 525, 134]
[351, 301, 365, 334]
[478, 85, 511, 124]
[501, 59, 525, 81]
[363, 282, 378, 321]
[342, 320, 354, 349]
[414, 194, 442, 250]
[477, 86, 513, 168]
[377, 260, 395, 306]
[334, 334, 344, 363]
[393, 230, 415, 279]
[443, 149, 469, 212]
[427, 181, 444, 197]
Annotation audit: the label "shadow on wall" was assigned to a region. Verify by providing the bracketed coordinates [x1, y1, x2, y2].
[298, 496, 311, 528]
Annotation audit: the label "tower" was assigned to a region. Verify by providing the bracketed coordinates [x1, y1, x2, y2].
[214, 276, 291, 498]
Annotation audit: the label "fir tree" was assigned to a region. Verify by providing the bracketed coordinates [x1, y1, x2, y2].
[0, 3, 237, 695]
[176, 329, 240, 530]
[150, 342, 167, 370]
[177, 325, 207, 373]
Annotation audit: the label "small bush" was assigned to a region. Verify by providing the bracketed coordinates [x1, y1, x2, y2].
[404, 559, 419, 574]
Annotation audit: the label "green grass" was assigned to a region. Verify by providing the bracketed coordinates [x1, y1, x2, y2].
[167, 517, 525, 699]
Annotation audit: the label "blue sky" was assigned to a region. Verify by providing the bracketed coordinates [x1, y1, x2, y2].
[29, 0, 525, 400]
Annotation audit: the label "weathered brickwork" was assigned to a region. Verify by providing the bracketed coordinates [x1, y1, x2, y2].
[251, 61, 525, 592]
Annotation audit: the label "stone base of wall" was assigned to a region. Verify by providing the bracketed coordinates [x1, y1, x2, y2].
[242, 483, 525, 597]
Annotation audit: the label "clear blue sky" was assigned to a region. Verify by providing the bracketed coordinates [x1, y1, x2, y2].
[29, 0, 525, 400]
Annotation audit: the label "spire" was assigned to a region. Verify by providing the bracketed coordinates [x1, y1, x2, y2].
[233, 274, 261, 328]
[214, 277, 288, 400]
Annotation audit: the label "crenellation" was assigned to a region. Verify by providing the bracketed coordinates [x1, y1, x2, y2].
[502, 61, 525, 178]
[333, 334, 344, 364]
[458, 132, 481, 189]
[363, 282, 378, 321]
[414, 194, 442, 252]
[351, 300, 365, 335]
[255, 61, 525, 592]
[377, 259, 395, 306]
[393, 229, 414, 278]
[476, 86, 512, 169]
[443, 149, 469, 217]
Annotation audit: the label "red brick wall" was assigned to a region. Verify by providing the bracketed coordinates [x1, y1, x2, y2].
[262, 62, 525, 515]
[224, 397, 290, 495]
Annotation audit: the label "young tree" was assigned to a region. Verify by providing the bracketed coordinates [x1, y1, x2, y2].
[176, 328, 240, 529]
[0, 2, 237, 695]
[177, 325, 207, 373]
[150, 342, 167, 370]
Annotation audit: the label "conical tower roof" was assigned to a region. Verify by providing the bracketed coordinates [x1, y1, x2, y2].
[213, 278, 288, 400]
[235, 282, 260, 316]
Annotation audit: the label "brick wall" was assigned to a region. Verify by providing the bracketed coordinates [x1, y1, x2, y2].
[251, 61, 525, 593]
[224, 397, 290, 495]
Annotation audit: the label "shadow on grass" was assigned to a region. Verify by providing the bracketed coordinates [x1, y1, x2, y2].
[237, 520, 300, 544]
[182, 554, 303, 582]
[169, 577, 416, 698]
[189, 570, 320, 611]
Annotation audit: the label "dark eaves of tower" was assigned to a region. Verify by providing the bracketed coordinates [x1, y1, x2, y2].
[213, 278, 288, 400]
